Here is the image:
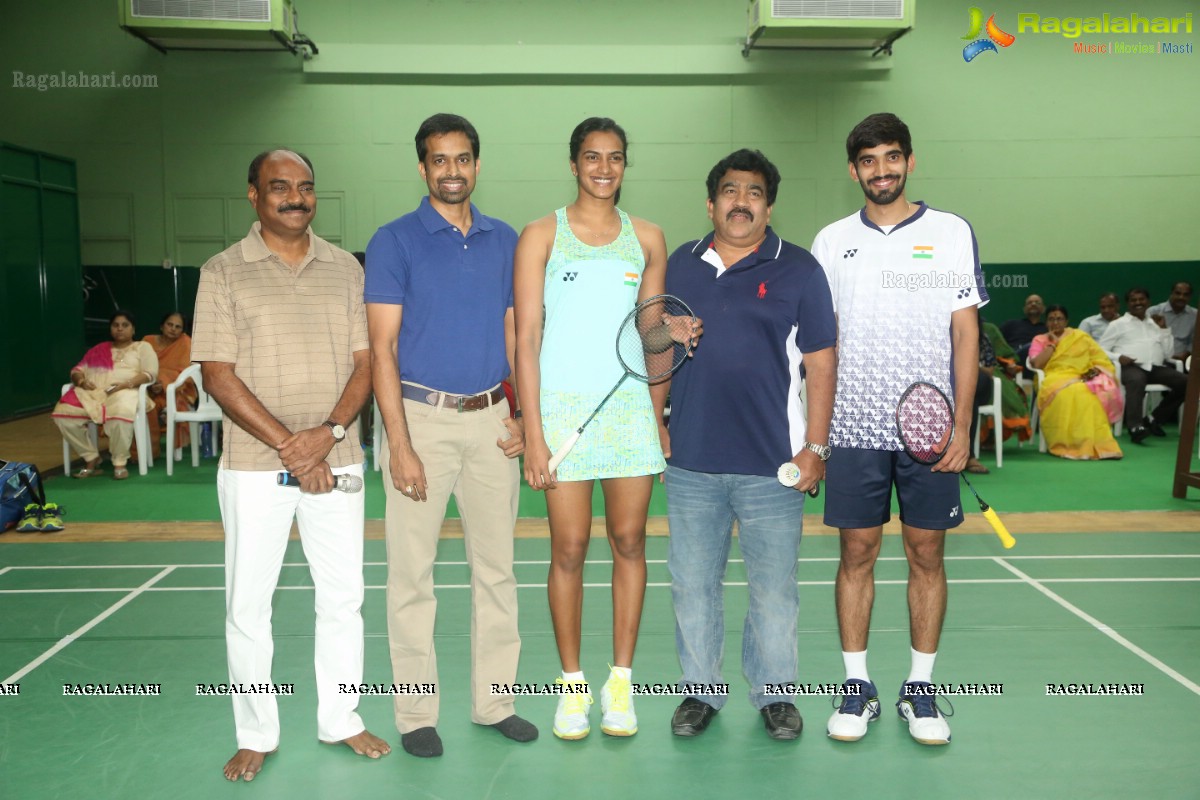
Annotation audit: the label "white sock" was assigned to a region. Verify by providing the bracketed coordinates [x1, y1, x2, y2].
[610, 665, 631, 681]
[907, 648, 937, 684]
[562, 670, 585, 682]
[842, 650, 869, 683]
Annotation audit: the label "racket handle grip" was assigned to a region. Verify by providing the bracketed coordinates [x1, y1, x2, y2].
[548, 431, 581, 475]
[982, 506, 1016, 549]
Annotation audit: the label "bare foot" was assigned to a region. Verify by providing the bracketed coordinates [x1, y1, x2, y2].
[224, 748, 271, 781]
[337, 729, 391, 758]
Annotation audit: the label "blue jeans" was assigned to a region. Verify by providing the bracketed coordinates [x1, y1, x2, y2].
[665, 465, 805, 710]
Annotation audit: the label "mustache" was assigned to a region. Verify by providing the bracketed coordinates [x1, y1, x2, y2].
[726, 207, 754, 221]
[277, 203, 311, 213]
[871, 175, 901, 184]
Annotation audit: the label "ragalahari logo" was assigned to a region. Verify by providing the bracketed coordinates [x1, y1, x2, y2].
[962, 8, 1016, 61]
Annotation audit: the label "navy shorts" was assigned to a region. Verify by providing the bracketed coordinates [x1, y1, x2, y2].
[823, 448, 964, 531]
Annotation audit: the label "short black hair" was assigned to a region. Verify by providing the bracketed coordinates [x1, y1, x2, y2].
[705, 149, 781, 205]
[1173, 281, 1193, 294]
[1045, 304, 1069, 319]
[110, 309, 135, 326]
[159, 311, 185, 326]
[846, 113, 913, 162]
[247, 149, 314, 190]
[1099, 292, 1119, 301]
[415, 113, 480, 162]
[1125, 287, 1150, 302]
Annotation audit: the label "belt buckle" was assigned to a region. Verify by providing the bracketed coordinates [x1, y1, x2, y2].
[456, 395, 467, 412]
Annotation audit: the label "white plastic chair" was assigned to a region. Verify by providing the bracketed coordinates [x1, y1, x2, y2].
[1143, 358, 1185, 423]
[973, 375, 1003, 467]
[165, 363, 223, 475]
[60, 383, 153, 475]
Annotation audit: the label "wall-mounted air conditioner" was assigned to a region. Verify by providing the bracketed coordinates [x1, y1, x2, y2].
[745, 0, 915, 56]
[118, 0, 317, 57]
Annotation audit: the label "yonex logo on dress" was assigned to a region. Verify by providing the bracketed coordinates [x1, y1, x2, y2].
[563, 272, 578, 281]
[843, 249, 858, 258]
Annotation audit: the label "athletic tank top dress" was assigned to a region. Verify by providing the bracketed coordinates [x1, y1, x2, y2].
[539, 207, 666, 481]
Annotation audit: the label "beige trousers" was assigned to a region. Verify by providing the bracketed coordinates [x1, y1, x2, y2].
[380, 394, 521, 732]
[55, 416, 133, 467]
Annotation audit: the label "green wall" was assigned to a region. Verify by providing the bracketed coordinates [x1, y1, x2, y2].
[0, 0, 1196, 326]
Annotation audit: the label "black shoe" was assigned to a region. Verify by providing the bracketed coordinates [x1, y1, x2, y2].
[1129, 425, 1149, 444]
[1145, 417, 1167, 437]
[400, 726, 443, 757]
[671, 698, 718, 736]
[760, 702, 803, 740]
[489, 714, 539, 742]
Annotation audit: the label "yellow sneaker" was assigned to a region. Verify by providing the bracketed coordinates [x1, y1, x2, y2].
[600, 666, 638, 737]
[552, 677, 592, 740]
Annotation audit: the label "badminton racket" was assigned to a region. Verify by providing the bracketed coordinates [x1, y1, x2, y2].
[547, 294, 696, 474]
[895, 382, 1015, 549]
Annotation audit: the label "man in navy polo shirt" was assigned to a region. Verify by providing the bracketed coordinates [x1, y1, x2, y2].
[813, 112, 985, 746]
[365, 113, 536, 757]
[659, 149, 837, 741]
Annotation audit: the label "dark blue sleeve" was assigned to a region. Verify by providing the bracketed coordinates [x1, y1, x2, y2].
[364, 225, 408, 305]
[796, 262, 837, 353]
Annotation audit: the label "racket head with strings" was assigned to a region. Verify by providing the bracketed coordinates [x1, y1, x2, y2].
[895, 382, 954, 465]
[615, 294, 696, 382]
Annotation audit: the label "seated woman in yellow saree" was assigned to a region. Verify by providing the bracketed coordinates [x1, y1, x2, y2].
[143, 312, 196, 460]
[1029, 305, 1123, 460]
[52, 310, 159, 479]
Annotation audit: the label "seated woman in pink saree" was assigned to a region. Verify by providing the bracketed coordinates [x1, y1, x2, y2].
[51, 310, 158, 479]
[143, 312, 196, 460]
[1029, 304, 1122, 461]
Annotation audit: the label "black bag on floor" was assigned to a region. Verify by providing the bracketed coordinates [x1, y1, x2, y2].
[1, 460, 46, 531]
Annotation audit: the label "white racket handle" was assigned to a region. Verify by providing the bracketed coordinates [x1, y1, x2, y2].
[548, 431, 581, 474]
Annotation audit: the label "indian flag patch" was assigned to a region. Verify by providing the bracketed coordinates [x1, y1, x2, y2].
[912, 245, 934, 260]
[623, 272, 639, 287]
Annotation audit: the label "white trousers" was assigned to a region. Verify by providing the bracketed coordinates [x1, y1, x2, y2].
[217, 464, 367, 751]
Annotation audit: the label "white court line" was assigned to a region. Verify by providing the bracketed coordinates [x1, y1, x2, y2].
[6, 554, 1200, 571]
[994, 557, 1200, 697]
[4, 576, 1200, 595]
[3, 567, 176, 685]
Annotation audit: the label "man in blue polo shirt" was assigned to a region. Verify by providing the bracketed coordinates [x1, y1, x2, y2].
[365, 113, 536, 757]
[659, 149, 837, 741]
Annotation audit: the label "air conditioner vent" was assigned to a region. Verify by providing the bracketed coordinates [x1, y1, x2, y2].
[772, 1, 904, 19]
[130, 0, 272, 23]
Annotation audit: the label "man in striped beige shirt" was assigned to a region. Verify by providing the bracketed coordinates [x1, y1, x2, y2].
[192, 149, 390, 782]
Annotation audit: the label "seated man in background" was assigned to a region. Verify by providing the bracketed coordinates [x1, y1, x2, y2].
[1147, 281, 1195, 366]
[1100, 287, 1187, 444]
[1000, 293, 1047, 366]
[1078, 292, 1120, 343]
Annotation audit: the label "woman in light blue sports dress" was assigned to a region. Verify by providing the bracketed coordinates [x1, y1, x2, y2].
[514, 118, 672, 741]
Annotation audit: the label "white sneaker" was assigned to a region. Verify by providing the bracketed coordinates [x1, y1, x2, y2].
[552, 677, 592, 740]
[826, 679, 881, 742]
[896, 682, 952, 745]
[600, 667, 638, 736]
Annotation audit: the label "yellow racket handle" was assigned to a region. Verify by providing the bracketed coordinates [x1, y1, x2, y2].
[982, 506, 1015, 549]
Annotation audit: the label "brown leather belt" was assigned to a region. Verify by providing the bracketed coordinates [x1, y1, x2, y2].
[400, 383, 505, 412]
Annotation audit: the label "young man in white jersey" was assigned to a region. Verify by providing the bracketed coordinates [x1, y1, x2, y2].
[811, 113, 987, 746]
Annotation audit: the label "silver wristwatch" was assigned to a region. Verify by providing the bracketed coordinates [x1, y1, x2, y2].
[324, 420, 347, 442]
[803, 441, 832, 461]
